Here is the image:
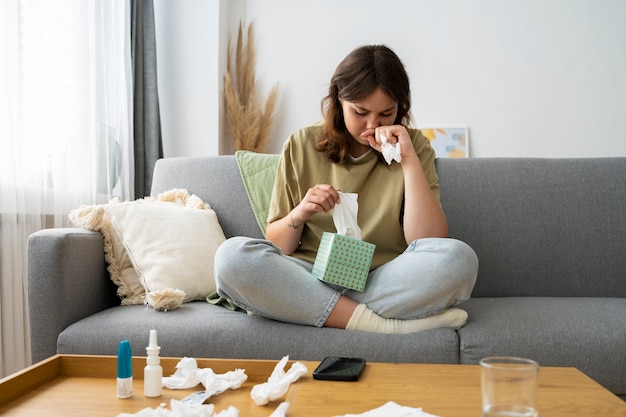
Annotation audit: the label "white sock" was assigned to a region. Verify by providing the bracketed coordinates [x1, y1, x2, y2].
[345, 304, 468, 334]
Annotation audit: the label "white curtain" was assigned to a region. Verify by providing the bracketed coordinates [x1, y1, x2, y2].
[0, 0, 133, 377]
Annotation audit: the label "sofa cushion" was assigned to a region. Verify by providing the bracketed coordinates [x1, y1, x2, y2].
[458, 297, 626, 394]
[57, 302, 461, 364]
[69, 204, 144, 305]
[234, 150, 280, 236]
[69, 189, 226, 310]
[105, 200, 225, 310]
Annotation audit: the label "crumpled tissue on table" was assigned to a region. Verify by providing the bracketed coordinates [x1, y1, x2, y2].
[250, 355, 308, 406]
[117, 401, 290, 417]
[117, 399, 237, 417]
[116, 356, 295, 417]
[380, 134, 401, 165]
[333, 401, 440, 417]
[162, 357, 248, 394]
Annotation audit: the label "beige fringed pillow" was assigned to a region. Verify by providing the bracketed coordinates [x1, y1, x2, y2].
[69, 189, 226, 311]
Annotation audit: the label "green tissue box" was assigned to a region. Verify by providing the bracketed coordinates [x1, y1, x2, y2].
[311, 232, 376, 291]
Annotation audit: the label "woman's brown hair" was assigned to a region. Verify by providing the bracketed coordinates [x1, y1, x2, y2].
[317, 45, 412, 163]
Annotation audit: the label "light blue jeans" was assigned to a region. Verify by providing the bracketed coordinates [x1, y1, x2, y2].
[214, 236, 478, 327]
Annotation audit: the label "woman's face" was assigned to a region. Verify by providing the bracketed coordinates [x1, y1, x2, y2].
[339, 87, 398, 156]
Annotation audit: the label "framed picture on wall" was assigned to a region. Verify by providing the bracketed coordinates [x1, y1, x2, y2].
[420, 127, 469, 158]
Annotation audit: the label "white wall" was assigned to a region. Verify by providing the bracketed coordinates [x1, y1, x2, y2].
[154, 0, 244, 157]
[155, 0, 626, 158]
[153, 0, 217, 157]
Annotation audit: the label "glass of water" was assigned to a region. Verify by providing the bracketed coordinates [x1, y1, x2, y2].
[480, 356, 539, 417]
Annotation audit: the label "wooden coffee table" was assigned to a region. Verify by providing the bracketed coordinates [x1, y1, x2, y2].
[1, 355, 624, 416]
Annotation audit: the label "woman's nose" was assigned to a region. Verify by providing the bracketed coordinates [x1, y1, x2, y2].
[366, 116, 380, 129]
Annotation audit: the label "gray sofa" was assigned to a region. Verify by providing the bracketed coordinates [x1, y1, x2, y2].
[28, 156, 626, 398]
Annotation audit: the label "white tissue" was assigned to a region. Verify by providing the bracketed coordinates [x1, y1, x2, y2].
[333, 401, 440, 417]
[200, 368, 247, 395]
[162, 357, 202, 389]
[116, 399, 220, 417]
[212, 406, 239, 417]
[170, 400, 217, 417]
[268, 402, 290, 417]
[332, 192, 361, 239]
[380, 134, 401, 165]
[250, 356, 308, 406]
[162, 357, 247, 396]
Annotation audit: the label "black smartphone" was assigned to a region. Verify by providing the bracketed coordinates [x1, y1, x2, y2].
[312, 356, 366, 381]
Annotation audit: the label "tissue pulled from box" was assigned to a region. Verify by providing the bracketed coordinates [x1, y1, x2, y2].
[380, 134, 401, 165]
[333, 192, 361, 239]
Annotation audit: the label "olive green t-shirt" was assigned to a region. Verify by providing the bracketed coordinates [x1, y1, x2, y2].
[267, 123, 440, 269]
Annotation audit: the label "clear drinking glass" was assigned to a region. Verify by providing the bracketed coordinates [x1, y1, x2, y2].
[480, 356, 539, 417]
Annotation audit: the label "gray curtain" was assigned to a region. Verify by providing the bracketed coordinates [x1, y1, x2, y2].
[131, 0, 163, 199]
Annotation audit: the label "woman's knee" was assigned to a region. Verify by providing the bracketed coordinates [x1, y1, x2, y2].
[409, 238, 477, 269]
[410, 237, 478, 287]
[448, 239, 478, 272]
[444, 239, 479, 296]
[215, 236, 285, 285]
[214, 236, 245, 272]
[215, 237, 270, 282]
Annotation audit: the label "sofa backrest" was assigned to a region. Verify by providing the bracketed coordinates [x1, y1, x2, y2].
[436, 157, 626, 298]
[152, 155, 626, 299]
[151, 156, 265, 240]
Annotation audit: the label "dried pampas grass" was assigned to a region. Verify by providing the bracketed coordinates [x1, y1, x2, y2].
[224, 21, 279, 153]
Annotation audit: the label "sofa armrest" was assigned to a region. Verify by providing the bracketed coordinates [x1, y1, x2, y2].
[27, 228, 118, 363]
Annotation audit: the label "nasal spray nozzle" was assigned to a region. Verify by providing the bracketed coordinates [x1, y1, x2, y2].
[144, 329, 163, 397]
[147, 329, 160, 356]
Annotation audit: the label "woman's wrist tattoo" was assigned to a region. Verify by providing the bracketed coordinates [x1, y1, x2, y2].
[288, 213, 301, 230]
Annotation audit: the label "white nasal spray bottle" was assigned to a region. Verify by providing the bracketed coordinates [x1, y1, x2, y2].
[144, 329, 163, 397]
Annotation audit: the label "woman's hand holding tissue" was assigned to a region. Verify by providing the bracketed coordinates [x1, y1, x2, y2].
[266, 184, 340, 255]
[360, 125, 419, 166]
[298, 184, 341, 216]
